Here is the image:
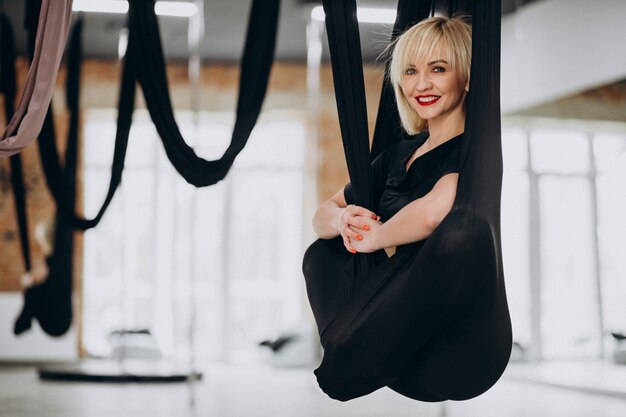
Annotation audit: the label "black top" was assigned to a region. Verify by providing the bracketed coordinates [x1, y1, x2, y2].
[344, 132, 463, 221]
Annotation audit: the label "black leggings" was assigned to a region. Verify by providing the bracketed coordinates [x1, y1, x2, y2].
[303, 209, 512, 402]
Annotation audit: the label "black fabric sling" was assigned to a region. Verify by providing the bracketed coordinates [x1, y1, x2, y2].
[1, 13, 32, 275]
[126, 0, 280, 187]
[303, 0, 512, 402]
[36, 18, 135, 231]
[369, 0, 431, 160]
[13, 16, 87, 336]
[13, 0, 280, 335]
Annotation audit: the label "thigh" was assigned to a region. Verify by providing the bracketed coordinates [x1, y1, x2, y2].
[302, 237, 353, 336]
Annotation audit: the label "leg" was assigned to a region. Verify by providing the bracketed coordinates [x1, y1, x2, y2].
[302, 237, 354, 337]
[314, 211, 507, 401]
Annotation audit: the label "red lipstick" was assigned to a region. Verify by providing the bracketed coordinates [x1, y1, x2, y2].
[415, 95, 441, 106]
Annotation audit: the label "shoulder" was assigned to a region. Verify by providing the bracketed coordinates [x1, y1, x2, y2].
[441, 134, 463, 174]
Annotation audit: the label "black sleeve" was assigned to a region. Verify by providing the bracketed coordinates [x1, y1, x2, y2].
[343, 144, 397, 206]
[440, 143, 462, 176]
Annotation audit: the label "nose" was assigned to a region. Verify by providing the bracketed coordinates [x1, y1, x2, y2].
[415, 72, 432, 92]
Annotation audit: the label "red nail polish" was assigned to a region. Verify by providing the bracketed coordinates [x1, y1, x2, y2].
[350, 249, 357, 254]
[363, 225, 370, 231]
[356, 234, 363, 241]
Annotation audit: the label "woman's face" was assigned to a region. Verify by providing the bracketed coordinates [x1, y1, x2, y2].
[400, 44, 467, 125]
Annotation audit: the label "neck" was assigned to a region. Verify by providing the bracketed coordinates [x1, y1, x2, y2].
[426, 109, 465, 147]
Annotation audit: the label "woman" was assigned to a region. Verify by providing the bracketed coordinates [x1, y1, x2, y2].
[313, 16, 469, 257]
[304, 16, 511, 402]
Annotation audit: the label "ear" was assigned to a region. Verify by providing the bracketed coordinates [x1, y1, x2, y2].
[464, 83, 469, 93]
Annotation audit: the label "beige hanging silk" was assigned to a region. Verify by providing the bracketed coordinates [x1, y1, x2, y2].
[0, 0, 73, 158]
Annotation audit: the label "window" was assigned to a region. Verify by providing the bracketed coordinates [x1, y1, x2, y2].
[82, 110, 307, 362]
[502, 118, 626, 359]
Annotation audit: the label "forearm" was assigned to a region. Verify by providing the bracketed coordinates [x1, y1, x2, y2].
[370, 173, 457, 251]
[313, 200, 343, 239]
[372, 200, 439, 249]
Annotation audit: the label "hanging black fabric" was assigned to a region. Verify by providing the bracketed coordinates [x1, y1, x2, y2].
[36, 0, 279, 227]
[369, 0, 431, 160]
[1, 12, 32, 275]
[303, 0, 512, 402]
[36, 19, 135, 231]
[13, 16, 87, 336]
[126, 0, 280, 187]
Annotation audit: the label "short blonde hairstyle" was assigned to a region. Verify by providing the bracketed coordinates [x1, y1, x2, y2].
[389, 16, 472, 134]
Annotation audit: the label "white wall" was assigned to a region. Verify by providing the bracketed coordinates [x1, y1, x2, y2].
[502, 0, 626, 114]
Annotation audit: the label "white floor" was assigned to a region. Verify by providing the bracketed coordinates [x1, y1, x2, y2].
[1, 361, 626, 417]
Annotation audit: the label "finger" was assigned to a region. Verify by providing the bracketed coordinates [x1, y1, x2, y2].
[346, 218, 368, 230]
[354, 206, 377, 220]
[346, 205, 377, 220]
[343, 236, 357, 254]
[345, 226, 363, 242]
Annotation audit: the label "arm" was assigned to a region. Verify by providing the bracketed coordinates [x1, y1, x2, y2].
[350, 173, 458, 253]
[312, 187, 378, 252]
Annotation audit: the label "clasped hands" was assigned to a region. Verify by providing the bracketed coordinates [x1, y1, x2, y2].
[337, 204, 383, 254]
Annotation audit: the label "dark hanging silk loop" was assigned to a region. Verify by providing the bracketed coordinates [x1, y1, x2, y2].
[369, 0, 432, 160]
[1, 13, 31, 272]
[13, 16, 87, 336]
[321, 0, 372, 208]
[455, 0, 502, 219]
[127, 0, 280, 187]
[37, 18, 135, 230]
[321, 0, 377, 282]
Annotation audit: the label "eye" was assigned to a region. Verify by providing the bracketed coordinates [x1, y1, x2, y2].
[404, 67, 416, 76]
[433, 66, 446, 73]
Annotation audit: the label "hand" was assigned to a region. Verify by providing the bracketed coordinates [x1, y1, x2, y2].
[336, 205, 378, 253]
[349, 216, 383, 253]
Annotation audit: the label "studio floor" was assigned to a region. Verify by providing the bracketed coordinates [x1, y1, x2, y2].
[1, 361, 626, 417]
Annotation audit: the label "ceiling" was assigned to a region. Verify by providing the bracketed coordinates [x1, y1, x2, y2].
[2, 0, 540, 63]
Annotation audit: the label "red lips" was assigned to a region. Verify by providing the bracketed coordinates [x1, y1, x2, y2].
[415, 95, 441, 106]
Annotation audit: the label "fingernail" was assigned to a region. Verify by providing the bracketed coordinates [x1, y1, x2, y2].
[362, 225, 370, 231]
[376, 216, 381, 221]
[350, 249, 357, 254]
[356, 234, 363, 241]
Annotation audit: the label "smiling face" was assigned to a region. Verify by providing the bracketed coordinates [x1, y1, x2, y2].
[400, 45, 467, 127]
[389, 17, 472, 134]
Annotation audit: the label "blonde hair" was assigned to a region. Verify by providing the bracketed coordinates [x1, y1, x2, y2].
[388, 16, 472, 134]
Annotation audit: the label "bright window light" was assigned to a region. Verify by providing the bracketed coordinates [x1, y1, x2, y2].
[311, 6, 396, 24]
[155, 2, 198, 18]
[73, 0, 128, 14]
[72, 0, 198, 17]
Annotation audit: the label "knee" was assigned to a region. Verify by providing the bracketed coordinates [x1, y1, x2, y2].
[314, 337, 394, 401]
[302, 238, 344, 277]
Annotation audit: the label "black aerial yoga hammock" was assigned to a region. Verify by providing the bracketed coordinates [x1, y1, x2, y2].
[125, 0, 280, 187]
[29, 0, 279, 232]
[26, 0, 134, 232]
[303, 0, 512, 403]
[13, 15, 87, 336]
[12, 0, 280, 335]
[1, 12, 32, 278]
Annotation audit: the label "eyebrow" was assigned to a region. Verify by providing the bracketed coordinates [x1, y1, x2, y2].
[427, 59, 449, 66]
